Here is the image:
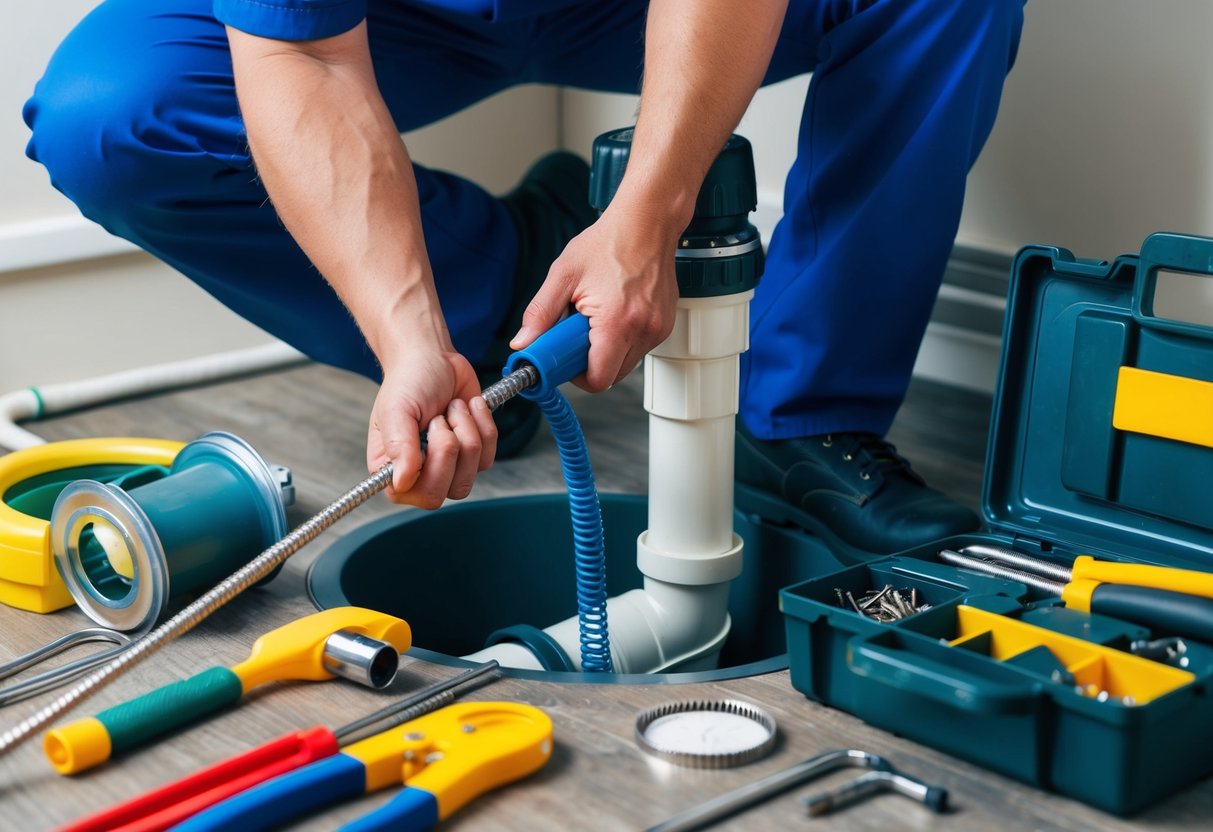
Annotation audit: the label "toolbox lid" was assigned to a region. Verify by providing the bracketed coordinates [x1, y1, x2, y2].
[984, 232, 1213, 570]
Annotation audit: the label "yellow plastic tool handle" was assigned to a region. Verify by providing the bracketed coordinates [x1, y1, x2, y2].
[1071, 556, 1213, 601]
[342, 701, 553, 806]
[229, 606, 411, 692]
[409, 702, 553, 820]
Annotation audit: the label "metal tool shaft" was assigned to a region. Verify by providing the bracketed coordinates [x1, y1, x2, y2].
[0, 367, 538, 760]
[960, 543, 1072, 582]
[938, 549, 1066, 596]
[646, 749, 891, 832]
[334, 660, 500, 743]
[0, 629, 136, 708]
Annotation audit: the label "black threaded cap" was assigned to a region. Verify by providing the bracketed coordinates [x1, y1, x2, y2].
[589, 129, 758, 218]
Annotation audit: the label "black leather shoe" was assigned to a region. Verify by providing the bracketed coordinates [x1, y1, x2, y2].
[480, 152, 597, 459]
[735, 423, 981, 559]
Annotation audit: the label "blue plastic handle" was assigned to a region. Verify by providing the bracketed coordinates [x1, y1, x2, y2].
[504, 312, 590, 400]
[338, 786, 440, 832]
[170, 752, 366, 832]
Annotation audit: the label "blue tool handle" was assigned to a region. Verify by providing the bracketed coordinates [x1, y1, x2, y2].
[504, 312, 590, 400]
[171, 752, 366, 832]
[338, 786, 440, 832]
[1091, 584, 1213, 643]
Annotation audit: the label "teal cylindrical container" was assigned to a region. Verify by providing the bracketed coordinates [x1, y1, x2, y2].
[50, 432, 289, 630]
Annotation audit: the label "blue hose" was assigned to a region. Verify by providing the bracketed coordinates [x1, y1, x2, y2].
[506, 314, 611, 672]
[531, 386, 612, 672]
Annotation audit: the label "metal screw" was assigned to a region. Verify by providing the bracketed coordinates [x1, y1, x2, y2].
[405, 732, 425, 741]
[425, 752, 445, 764]
[859, 586, 892, 611]
[461, 724, 476, 734]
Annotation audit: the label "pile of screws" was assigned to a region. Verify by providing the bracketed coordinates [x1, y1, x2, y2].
[834, 585, 930, 622]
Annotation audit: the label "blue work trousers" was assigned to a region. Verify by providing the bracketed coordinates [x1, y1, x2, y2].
[24, 0, 1024, 439]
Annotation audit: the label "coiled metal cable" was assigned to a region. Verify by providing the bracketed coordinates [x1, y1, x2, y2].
[0, 366, 538, 758]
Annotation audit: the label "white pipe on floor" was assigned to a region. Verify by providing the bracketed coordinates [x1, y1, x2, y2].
[0, 343, 307, 451]
[468, 292, 753, 673]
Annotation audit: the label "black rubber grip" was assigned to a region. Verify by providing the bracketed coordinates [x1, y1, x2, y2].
[1091, 584, 1213, 644]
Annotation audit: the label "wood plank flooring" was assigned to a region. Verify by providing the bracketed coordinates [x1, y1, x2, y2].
[0, 363, 1206, 831]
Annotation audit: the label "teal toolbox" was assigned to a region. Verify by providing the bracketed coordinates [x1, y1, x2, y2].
[779, 232, 1213, 815]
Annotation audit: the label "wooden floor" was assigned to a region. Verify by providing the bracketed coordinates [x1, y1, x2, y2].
[0, 363, 1208, 831]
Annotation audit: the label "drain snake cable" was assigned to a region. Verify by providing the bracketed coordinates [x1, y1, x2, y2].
[527, 385, 612, 672]
[0, 313, 608, 758]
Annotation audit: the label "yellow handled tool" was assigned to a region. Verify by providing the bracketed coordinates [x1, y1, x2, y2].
[44, 607, 411, 774]
[960, 543, 1213, 601]
[942, 546, 1213, 643]
[172, 701, 554, 831]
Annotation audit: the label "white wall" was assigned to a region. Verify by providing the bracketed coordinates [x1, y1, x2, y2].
[959, 0, 1213, 258]
[0, 5, 559, 392]
[563, 2, 1213, 257]
[560, 1, 1213, 390]
[7, 2, 1213, 395]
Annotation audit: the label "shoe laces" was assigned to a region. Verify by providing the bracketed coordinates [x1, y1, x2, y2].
[822, 433, 919, 484]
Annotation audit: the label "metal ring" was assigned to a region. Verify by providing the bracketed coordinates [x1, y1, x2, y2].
[674, 238, 764, 260]
[634, 699, 777, 769]
[51, 481, 167, 631]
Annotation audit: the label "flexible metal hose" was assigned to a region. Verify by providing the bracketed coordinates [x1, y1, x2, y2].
[0, 366, 538, 758]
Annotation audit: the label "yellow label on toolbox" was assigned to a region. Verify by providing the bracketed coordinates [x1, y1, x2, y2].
[1113, 366, 1213, 448]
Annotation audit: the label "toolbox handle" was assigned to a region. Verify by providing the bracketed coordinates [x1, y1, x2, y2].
[1132, 232, 1213, 338]
[847, 635, 1041, 716]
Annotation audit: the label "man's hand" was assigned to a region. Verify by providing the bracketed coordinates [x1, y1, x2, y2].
[511, 204, 681, 392]
[367, 346, 498, 508]
[511, 0, 786, 392]
[228, 23, 499, 506]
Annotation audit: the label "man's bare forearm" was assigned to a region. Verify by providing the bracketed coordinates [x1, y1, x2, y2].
[616, 0, 788, 235]
[226, 23, 448, 366]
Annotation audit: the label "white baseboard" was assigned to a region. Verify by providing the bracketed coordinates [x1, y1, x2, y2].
[913, 323, 1002, 395]
[0, 214, 136, 274]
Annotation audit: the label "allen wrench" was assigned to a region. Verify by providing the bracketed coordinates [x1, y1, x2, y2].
[645, 749, 891, 832]
[804, 769, 950, 817]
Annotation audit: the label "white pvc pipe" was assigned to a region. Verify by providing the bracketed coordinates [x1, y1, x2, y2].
[645, 414, 735, 556]
[0, 343, 307, 451]
[468, 292, 753, 675]
[466, 580, 732, 673]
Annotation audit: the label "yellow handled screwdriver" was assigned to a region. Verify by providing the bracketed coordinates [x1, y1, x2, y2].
[963, 543, 1213, 600]
[939, 546, 1213, 643]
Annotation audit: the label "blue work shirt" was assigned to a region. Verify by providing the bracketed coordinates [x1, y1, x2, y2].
[214, 0, 588, 40]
